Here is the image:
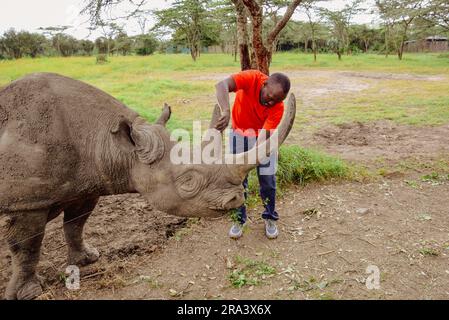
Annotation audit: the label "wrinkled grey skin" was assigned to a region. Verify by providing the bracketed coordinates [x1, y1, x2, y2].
[0, 73, 295, 300]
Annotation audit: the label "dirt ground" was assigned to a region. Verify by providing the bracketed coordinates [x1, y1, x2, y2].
[1, 70, 448, 300]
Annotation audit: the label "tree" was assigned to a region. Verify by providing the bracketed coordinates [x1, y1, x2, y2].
[38, 26, 71, 55]
[95, 37, 109, 54]
[375, 0, 426, 60]
[0, 29, 47, 59]
[209, 1, 238, 60]
[79, 40, 95, 56]
[320, 0, 363, 60]
[135, 34, 158, 55]
[350, 24, 378, 53]
[135, 9, 152, 35]
[0, 29, 25, 59]
[422, 0, 449, 31]
[115, 32, 133, 55]
[230, 0, 252, 70]
[238, 0, 303, 74]
[81, 0, 146, 26]
[55, 34, 79, 57]
[93, 22, 123, 56]
[301, 0, 325, 61]
[22, 32, 48, 58]
[152, 0, 210, 61]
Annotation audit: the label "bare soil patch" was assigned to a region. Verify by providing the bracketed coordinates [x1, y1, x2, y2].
[19, 176, 448, 300]
[0, 194, 186, 299]
[302, 121, 449, 167]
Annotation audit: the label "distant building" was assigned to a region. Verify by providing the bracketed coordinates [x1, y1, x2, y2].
[404, 36, 448, 52]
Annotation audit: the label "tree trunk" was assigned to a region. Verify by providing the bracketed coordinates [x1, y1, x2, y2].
[234, 36, 238, 62]
[190, 43, 197, 61]
[398, 24, 409, 61]
[312, 40, 317, 62]
[243, 0, 269, 74]
[250, 47, 258, 69]
[232, 0, 252, 70]
[242, 0, 302, 75]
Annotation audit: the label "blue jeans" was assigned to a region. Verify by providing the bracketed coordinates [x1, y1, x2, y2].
[230, 130, 279, 224]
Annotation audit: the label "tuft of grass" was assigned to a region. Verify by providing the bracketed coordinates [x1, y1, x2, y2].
[139, 276, 163, 289]
[245, 145, 349, 201]
[276, 145, 349, 186]
[243, 145, 350, 208]
[228, 256, 276, 289]
[419, 248, 440, 257]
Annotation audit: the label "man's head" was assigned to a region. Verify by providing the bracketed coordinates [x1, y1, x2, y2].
[260, 73, 291, 107]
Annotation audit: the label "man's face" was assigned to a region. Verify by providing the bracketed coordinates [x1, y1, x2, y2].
[260, 81, 286, 107]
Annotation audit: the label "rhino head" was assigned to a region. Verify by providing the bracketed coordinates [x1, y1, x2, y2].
[111, 94, 296, 218]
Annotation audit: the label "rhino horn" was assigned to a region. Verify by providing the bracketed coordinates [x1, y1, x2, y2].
[226, 93, 297, 179]
[155, 103, 172, 127]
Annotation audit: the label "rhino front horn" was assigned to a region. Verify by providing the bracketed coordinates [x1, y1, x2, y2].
[227, 93, 297, 179]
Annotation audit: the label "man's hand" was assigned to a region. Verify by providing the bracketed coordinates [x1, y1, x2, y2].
[215, 111, 230, 132]
[215, 77, 235, 132]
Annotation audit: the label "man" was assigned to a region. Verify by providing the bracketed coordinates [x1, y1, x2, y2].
[215, 70, 291, 239]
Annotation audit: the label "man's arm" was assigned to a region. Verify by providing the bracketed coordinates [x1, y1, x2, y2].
[214, 77, 236, 131]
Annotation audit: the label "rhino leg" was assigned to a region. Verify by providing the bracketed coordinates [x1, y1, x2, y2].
[5, 210, 48, 300]
[63, 198, 100, 267]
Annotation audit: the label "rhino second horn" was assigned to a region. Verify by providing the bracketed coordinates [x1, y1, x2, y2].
[155, 103, 172, 126]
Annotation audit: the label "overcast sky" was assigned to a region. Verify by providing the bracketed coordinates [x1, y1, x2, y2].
[0, 0, 377, 39]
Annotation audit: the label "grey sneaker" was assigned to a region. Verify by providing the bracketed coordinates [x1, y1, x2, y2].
[229, 223, 244, 239]
[264, 219, 279, 239]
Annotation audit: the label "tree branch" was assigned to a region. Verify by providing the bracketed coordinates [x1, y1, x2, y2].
[267, 0, 302, 45]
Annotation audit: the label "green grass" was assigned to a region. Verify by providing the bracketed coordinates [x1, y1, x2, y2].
[228, 256, 277, 288]
[419, 248, 440, 257]
[276, 145, 349, 185]
[271, 51, 449, 74]
[1, 53, 448, 130]
[1, 52, 448, 187]
[245, 145, 350, 206]
[321, 80, 449, 126]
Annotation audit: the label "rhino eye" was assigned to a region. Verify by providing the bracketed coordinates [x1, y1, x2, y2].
[175, 171, 205, 199]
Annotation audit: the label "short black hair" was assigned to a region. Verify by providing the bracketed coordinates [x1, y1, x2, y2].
[269, 73, 291, 95]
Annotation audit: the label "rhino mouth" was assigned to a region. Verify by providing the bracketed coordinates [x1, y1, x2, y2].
[207, 206, 228, 212]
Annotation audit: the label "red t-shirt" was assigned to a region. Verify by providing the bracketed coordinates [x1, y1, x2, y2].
[231, 70, 284, 137]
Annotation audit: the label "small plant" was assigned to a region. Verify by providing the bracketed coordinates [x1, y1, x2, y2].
[419, 248, 439, 257]
[422, 172, 440, 182]
[229, 270, 258, 288]
[140, 276, 163, 289]
[58, 272, 67, 284]
[96, 54, 108, 64]
[405, 180, 419, 189]
[229, 209, 241, 224]
[228, 256, 276, 288]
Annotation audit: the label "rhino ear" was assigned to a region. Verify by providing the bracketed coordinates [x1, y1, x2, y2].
[130, 119, 165, 165]
[111, 117, 135, 153]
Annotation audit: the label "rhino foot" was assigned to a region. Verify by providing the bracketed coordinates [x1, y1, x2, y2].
[6, 276, 43, 300]
[68, 243, 100, 267]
